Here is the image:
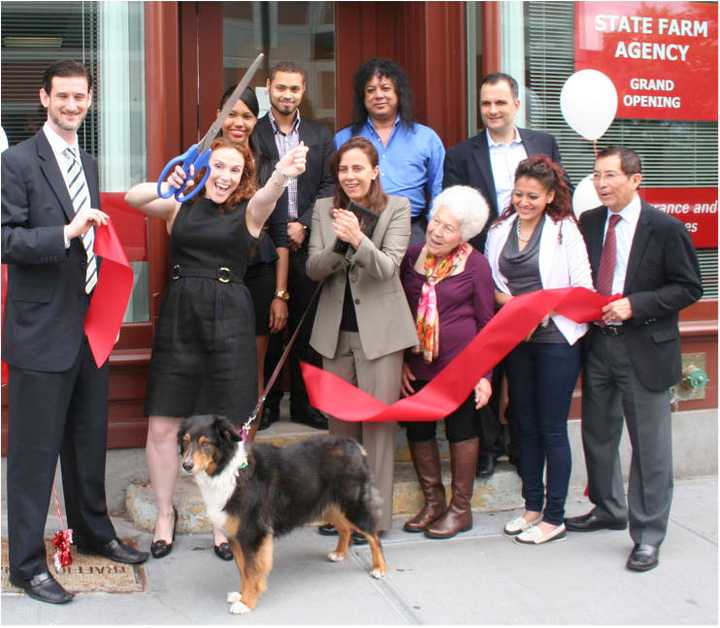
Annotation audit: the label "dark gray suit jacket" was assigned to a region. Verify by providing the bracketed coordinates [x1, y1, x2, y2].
[253, 114, 335, 230]
[579, 200, 703, 391]
[443, 127, 563, 251]
[1, 130, 99, 371]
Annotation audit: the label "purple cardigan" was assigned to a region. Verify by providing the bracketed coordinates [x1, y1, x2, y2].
[400, 243, 495, 381]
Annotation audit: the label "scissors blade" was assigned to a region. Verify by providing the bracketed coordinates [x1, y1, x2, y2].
[196, 52, 265, 154]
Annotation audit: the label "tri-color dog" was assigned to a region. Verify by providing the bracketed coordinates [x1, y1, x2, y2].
[178, 415, 387, 614]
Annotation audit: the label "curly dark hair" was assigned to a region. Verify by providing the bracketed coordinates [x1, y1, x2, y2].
[497, 155, 573, 223]
[330, 136, 388, 216]
[351, 58, 414, 133]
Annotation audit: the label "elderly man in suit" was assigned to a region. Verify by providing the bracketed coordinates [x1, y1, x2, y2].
[444, 72, 565, 479]
[254, 61, 335, 431]
[566, 146, 702, 572]
[2, 60, 147, 605]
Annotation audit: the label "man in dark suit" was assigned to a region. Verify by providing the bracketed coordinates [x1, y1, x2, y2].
[254, 62, 335, 430]
[2, 61, 147, 605]
[566, 146, 702, 572]
[443, 72, 564, 478]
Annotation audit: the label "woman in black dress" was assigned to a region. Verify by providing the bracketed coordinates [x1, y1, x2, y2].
[125, 137, 308, 559]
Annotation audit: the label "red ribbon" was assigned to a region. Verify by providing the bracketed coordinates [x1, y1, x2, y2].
[84, 221, 134, 367]
[301, 287, 616, 423]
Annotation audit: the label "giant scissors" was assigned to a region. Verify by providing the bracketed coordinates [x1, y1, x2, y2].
[156, 52, 265, 202]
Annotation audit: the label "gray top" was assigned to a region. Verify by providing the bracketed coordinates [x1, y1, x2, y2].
[499, 217, 565, 344]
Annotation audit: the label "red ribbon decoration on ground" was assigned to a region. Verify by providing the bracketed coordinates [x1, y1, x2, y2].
[301, 287, 616, 423]
[84, 221, 134, 367]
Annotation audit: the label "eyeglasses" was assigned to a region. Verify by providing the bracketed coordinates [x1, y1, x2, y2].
[428, 215, 459, 236]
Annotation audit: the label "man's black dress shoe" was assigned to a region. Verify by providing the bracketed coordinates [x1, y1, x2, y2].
[76, 538, 149, 564]
[258, 406, 279, 431]
[627, 544, 659, 572]
[564, 511, 628, 532]
[476, 453, 496, 478]
[10, 571, 74, 604]
[213, 542, 233, 561]
[151, 506, 177, 559]
[291, 407, 328, 430]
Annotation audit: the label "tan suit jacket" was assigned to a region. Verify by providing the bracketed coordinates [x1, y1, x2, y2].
[307, 195, 417, 361]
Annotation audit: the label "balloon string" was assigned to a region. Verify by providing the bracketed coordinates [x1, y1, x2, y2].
[592, 139, 598, 158]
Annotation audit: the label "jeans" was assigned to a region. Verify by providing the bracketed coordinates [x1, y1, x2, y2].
[504, 341, 581, 525]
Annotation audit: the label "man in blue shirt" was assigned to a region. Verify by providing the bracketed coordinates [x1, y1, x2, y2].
[334, 58, 445, 244]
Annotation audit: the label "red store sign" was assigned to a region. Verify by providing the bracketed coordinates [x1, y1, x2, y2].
[639, 187, 718, 248]
[575, 2, 718, 121]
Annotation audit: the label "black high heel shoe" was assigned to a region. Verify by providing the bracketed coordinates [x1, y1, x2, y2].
[150, 506, 177, 559]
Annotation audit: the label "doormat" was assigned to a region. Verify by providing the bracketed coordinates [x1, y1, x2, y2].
[1, 538, 146, 594]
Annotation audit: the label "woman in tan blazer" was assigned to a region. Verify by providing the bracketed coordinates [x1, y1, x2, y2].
[307, 136, 417, 536]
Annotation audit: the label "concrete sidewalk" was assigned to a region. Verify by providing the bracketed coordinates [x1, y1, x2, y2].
[1, 476, 717, 625]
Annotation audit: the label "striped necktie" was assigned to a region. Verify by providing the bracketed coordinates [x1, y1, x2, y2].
[64, 147, 97, 293]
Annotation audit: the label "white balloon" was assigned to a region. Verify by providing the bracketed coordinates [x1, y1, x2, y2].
[573, 174, 602, 218]
[561, 70, 618, 141]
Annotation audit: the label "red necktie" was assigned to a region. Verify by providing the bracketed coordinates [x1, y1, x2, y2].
[596, 214, 621, 295]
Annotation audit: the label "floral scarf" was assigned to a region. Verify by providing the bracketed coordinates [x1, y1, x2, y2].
[414, 242, 472, 363]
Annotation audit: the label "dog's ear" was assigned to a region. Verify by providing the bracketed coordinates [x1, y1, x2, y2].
[177, 418, 191, 453]
[214, 415, 241, 445]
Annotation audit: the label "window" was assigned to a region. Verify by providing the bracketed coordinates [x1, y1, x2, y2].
[223, 1, 335, 132]
[524, 1, 717, 299]
[1, 1, 149, 319]
[467, 1, 718, 299]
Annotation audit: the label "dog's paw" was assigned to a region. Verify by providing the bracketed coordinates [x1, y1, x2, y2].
[226, 592, 242, 604]
[327, 551, 346, 562]
[229, 600, 251, 615]
[369, 567, 386, 580]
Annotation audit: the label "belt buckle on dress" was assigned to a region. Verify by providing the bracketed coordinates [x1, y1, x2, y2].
[217, 267, 231, 283]
[171, 264, 182, 280]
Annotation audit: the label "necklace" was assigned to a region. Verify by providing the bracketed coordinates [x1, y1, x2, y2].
[516, 218, 531, 243]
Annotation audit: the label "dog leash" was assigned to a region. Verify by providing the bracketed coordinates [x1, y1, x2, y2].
[240, 280, 324, 441]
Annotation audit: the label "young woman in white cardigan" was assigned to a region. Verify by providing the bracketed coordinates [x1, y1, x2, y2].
[485, 155, 593, 545]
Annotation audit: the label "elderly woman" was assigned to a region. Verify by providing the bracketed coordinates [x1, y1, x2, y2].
[486, 155, 592, 545]
[400, 185, 495, 539]
[306, 136, 417, 538]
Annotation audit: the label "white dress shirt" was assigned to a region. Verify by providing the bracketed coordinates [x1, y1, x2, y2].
[603, 193, 641, 295]
[487, 127, 528, 214]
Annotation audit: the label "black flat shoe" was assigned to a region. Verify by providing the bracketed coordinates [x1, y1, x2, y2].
[150, 506, 178, 559]
[318, 523, 338, 536]
[213, 542, 233, 561]
[351, 531, 369, 545]
[10, 571, 74, 605]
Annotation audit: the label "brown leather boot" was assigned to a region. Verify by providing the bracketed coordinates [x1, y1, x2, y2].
[424, 437, 479, 539]
[403, 439, 446, 532]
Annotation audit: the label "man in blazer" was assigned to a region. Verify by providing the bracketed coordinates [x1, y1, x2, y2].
[253, 62, 335, 430]
[444, 72, 564, 478]
[567, 146, 702, 572]
[2, 61, 147, 605]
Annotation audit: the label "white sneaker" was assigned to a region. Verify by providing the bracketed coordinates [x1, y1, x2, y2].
[504, 513, 542, 536]
[514, 523, 567, 545]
